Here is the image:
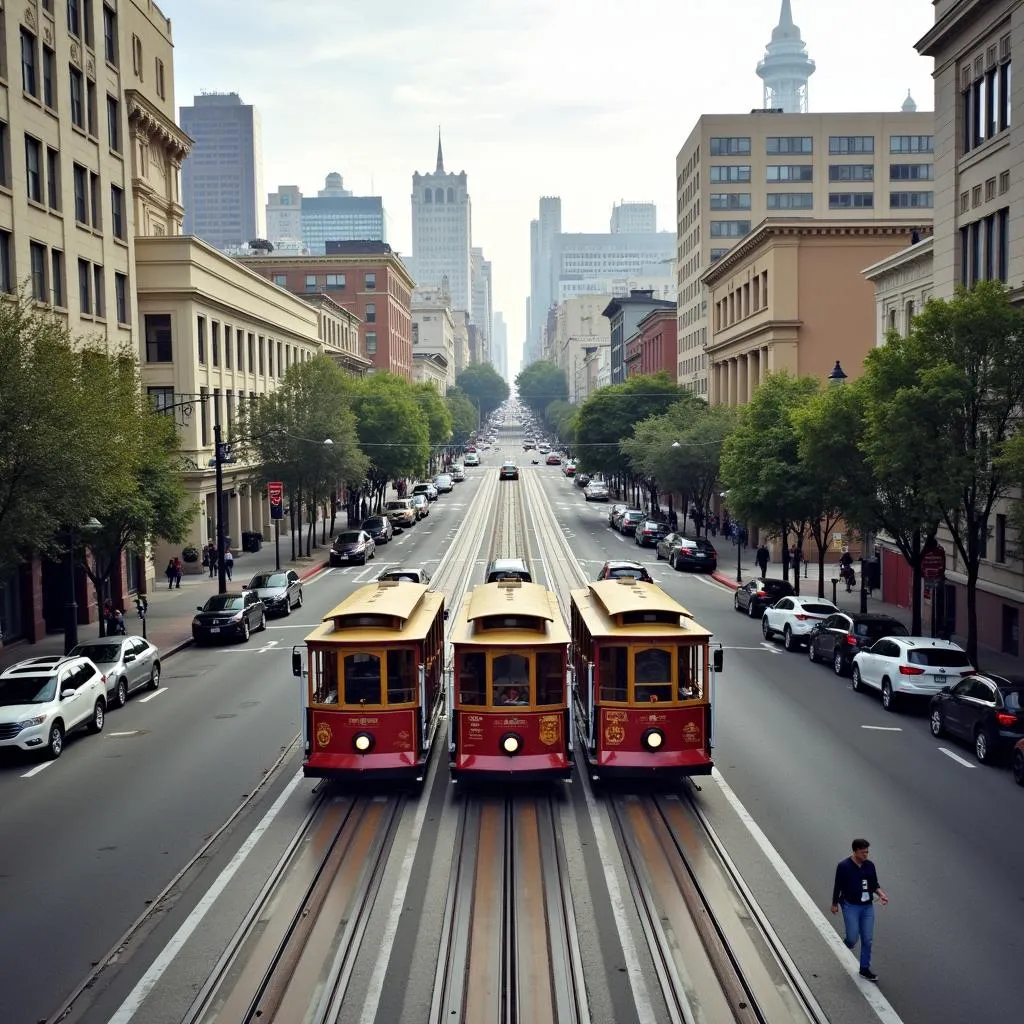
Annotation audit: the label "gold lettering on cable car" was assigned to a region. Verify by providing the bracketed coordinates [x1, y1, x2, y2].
[538, 714, 560, 746]
[683, 721, 701, 744]
[316, 721, 333, 749]
[604, 723, 626, 746]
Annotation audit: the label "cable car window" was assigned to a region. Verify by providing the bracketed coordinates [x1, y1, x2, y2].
[493, 653, 530, 706]
[536, 650, 563, 705]
[343, 652, 381, 705]
[312, 649, 339, 705]
[599, 645, 628, 702]
[634, 647, 673, 703]
[458, 651, 486, 706]
[387, 648, 416, 704]
[677, 645, 702, 700]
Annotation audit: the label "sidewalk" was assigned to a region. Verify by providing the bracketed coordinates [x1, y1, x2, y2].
[710, 542, 1022, 675]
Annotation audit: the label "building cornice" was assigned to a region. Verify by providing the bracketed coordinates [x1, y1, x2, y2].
[702, 219, 930, 286]
[862, 236, 935, 281]
[126, 89, 192, 161]
[915, 0, 1016, 56]
[707, 319, 802, 356]
[236, 252, 416, 290]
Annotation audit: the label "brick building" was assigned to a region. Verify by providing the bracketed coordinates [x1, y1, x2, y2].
[624, 306, 678, 377]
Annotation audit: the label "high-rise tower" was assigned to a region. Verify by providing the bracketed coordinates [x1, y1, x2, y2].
[755, 1, 816, 114]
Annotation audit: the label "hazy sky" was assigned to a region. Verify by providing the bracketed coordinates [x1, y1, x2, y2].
[171, 0, 936, 372]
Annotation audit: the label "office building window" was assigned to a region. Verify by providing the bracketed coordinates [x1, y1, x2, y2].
[267, 338, 274, 376]
[93, 264, 104, 318]
[766, 136, 812, 154]
[103, 4, 118, 65]
[223, 324, 232, 367]
[959, 206, 1010, 286]
[67, 0, 81, 37]
[199, 387, 209, 447]
[709, 248, 731, 262]
[83, 0, 94, 46]
[998, 207, 1009, 281]
[890, 163, 933, 181]
[211, 322, 220, 366]
[272, 273, 286, 286]
[51, 250, 64, 306]
[114, 272, 128, 323]
[710, 220, 751, 238]
[42, 47, 56, 108]
[710, 192, 751, 210]
[69, 66, 84, 128]
[276, 341, 282, 375]
[766, 164, 813, 182]
[999, 58, 1012, 132]
[30, 242, 47, 302]
[0, 232, 13, 293]
[148, 386, 174, 414]
[107, 95, 120, 152]
[829, 192, 875, 209]
[890, 135, 934, 153]
[258, 335, 265, 374]
[197, 315, 206, 363]
[25, 137, 43, 203]
[236, 329, 243, 368]
[996, 514, 1007, 563]
[0, 122, 8, 188]
[365, 272, 377, 289]
[145, 315, 172, 362]
[304, 274, 318, 291]
[829, 164, 874, 182]
[247, 332, 254, 371]
[709, 137, 751, 156]
[767, 193, 813, 209]
[46, 148, 60, 209]
[72, 163, 87, 221]
[365, 302, 377, 323]
[21, 30, 38, 97]
[78, 258, 91, 313]
[111, 184, 125, 237]
[710, 165, 751, 183]
[86, 80, 97, 135]
[829, 136, 874, 154]
[155, 58, 166, 99]
[890, 191, 933, 209]
[326, 273, 345, 288]
[89, 171, 101, 227]
[365, 331, 378, 355]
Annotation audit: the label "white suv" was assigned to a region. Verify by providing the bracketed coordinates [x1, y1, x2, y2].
[851, 637, 973, 711]
[761, 596, 839, 652]
[0, 655, 107, 758]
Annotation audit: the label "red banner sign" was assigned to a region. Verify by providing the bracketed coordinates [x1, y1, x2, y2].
[268, 481, 284, 520]
[921, 546, 946, 580]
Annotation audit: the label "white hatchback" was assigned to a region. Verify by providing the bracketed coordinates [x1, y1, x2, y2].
[851, 637, 974, 711]
[762, 595, 839, 652]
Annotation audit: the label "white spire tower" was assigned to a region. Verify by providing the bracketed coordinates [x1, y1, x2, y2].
[756, 0, 816, 113]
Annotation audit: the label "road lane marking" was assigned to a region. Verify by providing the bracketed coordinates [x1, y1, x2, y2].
[711, 770, 908, 1023]
[21, 762, 54, 778]
[109, 730, 140, 737]
[137, 689, 166, 704]
[939, 747, 976, 768]
[265, 623, 321, 629]
[861, 725, 903, 731]
[105, 768, 305, 1024]
[760, 642, 782, 655]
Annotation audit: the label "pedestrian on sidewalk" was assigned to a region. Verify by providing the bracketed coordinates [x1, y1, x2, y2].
[112, 608, 127, 635]
[755, 544, 769, 577]
[831, 838, 888, 982]
[165, 559, 176, 590]
[790, 544, 802, 576]
[205, 542, 217, 578]
[223, 548, 234, 581]
[173, 557, 183, 588]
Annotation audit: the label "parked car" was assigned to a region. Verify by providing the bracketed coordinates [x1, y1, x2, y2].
[1013, 738, 1024, 785]
[499, 461, 520, 480]
[546, 453, 562, 466]
[464, 452, 480, 466]
[929, 674, 1024, 764]
[633, 520, 670, 548]
[608, 504, 628, 528]
[806, 612, 909, 675]
[412, 482, 438, 502]
[851, 637, 973, 711]
[596, 560, 654, 583]
[193, 591, 266, 644]
[486, 557, 533, 583]
[435, 473, 454, 493]
[563, 462, 577, 477]
[451, 465, 465, 482]
[360, 515, 394, 545]
[244, 569, 304, 616]
[575, 473, 591, 488]
[411, 493, 430, 519]
[732, 577, 794, 618]
[0, 655, 107, 759]
[70, 636, 160, 708]
[377, 566, 432, 584]
[330, 529, 377, 566]
[668, 536, 718, 571]
[618, 510, 645, 536]
[384, 499, 416, 530]
[584, 480, 609, 501]
[762, 596, 839, 652]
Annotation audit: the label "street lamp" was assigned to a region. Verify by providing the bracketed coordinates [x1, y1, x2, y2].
[65, 517, 103, 654]
[828, 360, 848, 384]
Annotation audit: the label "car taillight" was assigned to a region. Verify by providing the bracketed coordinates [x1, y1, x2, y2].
[899, 665, 925, 675]
[794, 614, 809, 621]
[709, 548, 718, 557]
[996, 711, 1017, 727]
[845, 635, 859, 646]
[756, 591, 766, 598]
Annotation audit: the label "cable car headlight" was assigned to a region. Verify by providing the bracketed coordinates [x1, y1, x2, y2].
[353, 732, 374, 754]
[500, 732, 523, 756]
[641, 728, 665, 752]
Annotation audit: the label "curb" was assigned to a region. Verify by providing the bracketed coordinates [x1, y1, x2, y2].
[711, 571, 742, 590]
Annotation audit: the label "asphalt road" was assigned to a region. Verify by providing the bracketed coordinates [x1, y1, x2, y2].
[0, 472, 484, 1024]
[533, 462, 1024, 1024]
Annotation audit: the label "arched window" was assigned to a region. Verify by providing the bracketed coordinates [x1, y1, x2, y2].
[424, 188, 432, 203]
[447, 187, 455, 203]
[435, 187, 444, 203]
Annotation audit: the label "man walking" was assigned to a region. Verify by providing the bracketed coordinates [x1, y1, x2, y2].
[831, 838, 888, 982]
[755, 544, 769, 578]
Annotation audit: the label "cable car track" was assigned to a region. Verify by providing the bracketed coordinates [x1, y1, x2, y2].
[182, 793, 403, 1024]
[430, 795, 589, 1024]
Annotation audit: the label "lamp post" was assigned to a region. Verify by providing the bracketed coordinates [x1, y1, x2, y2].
[65, 517, 103, 654]
[721, 490, 741, 583]
[828, 360, 848, 385]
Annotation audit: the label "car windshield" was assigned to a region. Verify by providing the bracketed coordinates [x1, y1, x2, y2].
[337, 532, 363, 544]
[610, 567, 647, 579]
[908, 649, 972, 667]
[249, 573, 287, 588]
[413, 484, 428, 491]
[71, 643, 122, 663]
[205, 596, 244, 611]
[382, 572, 419, 582]
[624, 512, 643, 522]
[0, 676, 58, 705]
[856, 620, 909, 639]
[363, 518, 385, 529]
[385, 502, 406, 511]
[763, 580, 792, 593]
[802, 603, 836, 615]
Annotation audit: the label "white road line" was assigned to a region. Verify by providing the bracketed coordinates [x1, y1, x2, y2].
[137, 688, 166, 704]
[108, 730, 140, 737]
[861, 725, 903, 732]
[711, 770, 908, 1024]
[106, 768, 305, 1024]
[265, 623, 322, 629]
[939, 747, 976, 768]
[20, 761, 54, 778]
[759, 642, 783, 655]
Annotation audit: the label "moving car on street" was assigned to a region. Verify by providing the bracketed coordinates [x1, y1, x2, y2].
[451, 465, 465, 481]
[376, 566, 432, 584]
[193, 592, 266, 644]
[384, 499, 416, 531]
[69, 636, 161, 707]
[595, 560, 654, 583]
[486, 557, 532, 583]
[499, 461, 520, 480]
[464, 452, 480, 466]
[244, 569, 304, 616]
[634, 520, 670, 548]
[434, 473, 454, 493]
[360, 516, 394, 545]
[412, 481, 438, 502]
[617, 510, 645, 536]
[584, 480, 609, 501]
[330, 530, 377, 566]
[411, 494, 429, 519]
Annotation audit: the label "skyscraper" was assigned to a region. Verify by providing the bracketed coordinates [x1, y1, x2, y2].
[471, 247, 493, 364]
[411, 134, 472, 312]
[492, 312, 509, 381]
[610, 201, 657, 234]
[266, 175, 387, 254]
[180, 93, 265, 247]
[755, 1, 816, 114]
[528, 196, 562, 356]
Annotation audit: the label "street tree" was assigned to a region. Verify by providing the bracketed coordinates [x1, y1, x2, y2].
[544, 400, 578, 451]
[445, 388, 478, 447]
[515, 360, 568, 421]
[455, 363, 509, 422]
[412, 382, 453, 472]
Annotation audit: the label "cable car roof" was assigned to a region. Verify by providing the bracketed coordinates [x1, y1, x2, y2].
[306, 581, 444, 644]
[466, 581, 555, 622]
[571, 581, 712, 640]
[452, 582, 570, 646]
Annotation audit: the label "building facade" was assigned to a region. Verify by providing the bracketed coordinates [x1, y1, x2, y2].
[624, 307, 678, 378]
[675, 108, 935, 396]
[410, 135, 471, 312]
[528, 195, 562, 359]
[180, 92, 264, 248]
[492, 311, 508, 381]
[862, 234, 935, 344]
[452, 309, 470, 374]
[238, 241, 415, 378]
[470, 246, 492, 364]
[602, 290, 676, 384]
[610, 201, 657, 233]
[411, 290, 455, 393]
[298, 293, 372, 377]
[550, 295, 612, 401]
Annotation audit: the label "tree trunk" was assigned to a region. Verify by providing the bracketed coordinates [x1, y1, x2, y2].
[94, 579, 107, 637]
[780, 521, 790, 582]
[329, 490, 337, 537]
[965, 564, 979, 666]
[290, 499, 297, 561]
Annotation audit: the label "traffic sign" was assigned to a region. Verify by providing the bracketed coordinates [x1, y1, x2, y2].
[268, 481, 284, 521]
[921, 546, 946, 580]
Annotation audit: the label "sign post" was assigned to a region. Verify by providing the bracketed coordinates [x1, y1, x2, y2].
[921, 545, 946, 637]
[268, 482, 284, 571]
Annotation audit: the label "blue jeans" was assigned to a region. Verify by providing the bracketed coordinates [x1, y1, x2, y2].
[841, 901, 875, 970]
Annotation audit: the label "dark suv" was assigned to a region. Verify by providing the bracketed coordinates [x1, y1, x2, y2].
[807, 612, 909, 675]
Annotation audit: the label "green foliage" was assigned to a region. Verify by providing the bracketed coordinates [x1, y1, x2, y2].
[412, 382, 453, 449]
[350, 373, 430, 488]
[445, 388, 478, 447]
[515, 360, 568, 420]
[544, 399, 577, 448]
[455, 363, 509, 421]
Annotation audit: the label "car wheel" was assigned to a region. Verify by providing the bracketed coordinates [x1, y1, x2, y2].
[929, 708, 944, 737]
[258, 611, 267, 632]
[833, 650, 846, 676]
[296, 589, 303, 608]
[733, 592, 740, 611]
[149, 664, 161, 690]
[242, 619, 250, 642]
[807, 641, 817, 663]
[974, 727, 993, 764]
[881, 679, 897, 711]
[1012, 748, 1024, 786]
[89, 699, 105, 733]
[761, 617, 773, 640]
[115, 677, 128, 708]
[747, 600, 757, 618]
[783, 625, 796, 652]
[283, 596, 292, 616]
[851, 665, 863, 692]
[47, 723, 64, 759]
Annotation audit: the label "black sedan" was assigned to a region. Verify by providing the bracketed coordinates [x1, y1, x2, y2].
[930, 674, 1024, 764]
[634, 520, 669, 547]
[806, 612, 909, 675]
[666, 536, 718, 572]
[330, 530, 376, 566]
[360, 515, 394, 545]
[244, 570, 303, 616]
[193, 591, 266, 644]
[733, 577, 794, 618]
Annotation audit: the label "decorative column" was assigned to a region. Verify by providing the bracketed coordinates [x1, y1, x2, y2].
[228, 489, 243, 551]
[737, 354, 749, 407]
[747, 350, 759, 401]
[727, 358, 738, 406]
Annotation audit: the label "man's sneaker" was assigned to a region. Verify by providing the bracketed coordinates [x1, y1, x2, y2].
[859, 968, 879, 982]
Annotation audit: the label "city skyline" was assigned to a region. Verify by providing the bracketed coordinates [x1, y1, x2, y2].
[171, 0, 935, 372]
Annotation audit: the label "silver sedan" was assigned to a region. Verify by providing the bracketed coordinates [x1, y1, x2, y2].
[69, 635, 161, 708]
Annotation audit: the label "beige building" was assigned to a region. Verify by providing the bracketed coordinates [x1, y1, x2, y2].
[298, 292, 370, 377]
[702, 219, 924, 406]
[862, 235, 935, 344]
[411, 290, 455, 394]
[676, 109, 935, 395]
[452, 309, 470, 375]
[550, 295, 612, 403]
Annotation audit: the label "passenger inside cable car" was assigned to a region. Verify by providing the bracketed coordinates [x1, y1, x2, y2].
[498, 686, 528, 706]
[344, 653, 381, 705]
